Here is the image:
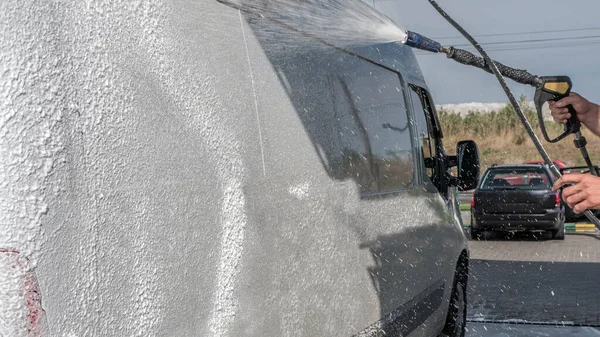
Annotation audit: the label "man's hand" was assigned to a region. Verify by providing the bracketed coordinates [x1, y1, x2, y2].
[553, 173, 600, 213]
[548, 92, 599, 127]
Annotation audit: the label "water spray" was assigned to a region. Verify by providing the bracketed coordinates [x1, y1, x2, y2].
[404, 0, 600, 228]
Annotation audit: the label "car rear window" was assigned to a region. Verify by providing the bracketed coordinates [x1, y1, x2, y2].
[480, 167, 551, 190]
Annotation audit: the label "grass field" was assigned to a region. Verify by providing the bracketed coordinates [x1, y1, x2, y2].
[438, 97, 600, 173]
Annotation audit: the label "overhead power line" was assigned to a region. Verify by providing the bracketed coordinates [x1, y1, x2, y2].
[413, 34, 600, 55]
[414, 40, 600, 55]
[484, 40, 600, 51]
[430, 26, 600, 40]
[447, 34, 600, 48]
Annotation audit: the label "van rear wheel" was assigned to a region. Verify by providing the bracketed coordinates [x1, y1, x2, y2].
[440, 263, 467, 337]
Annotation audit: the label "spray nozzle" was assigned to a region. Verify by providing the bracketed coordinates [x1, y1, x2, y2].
[403, 31, 443, 53]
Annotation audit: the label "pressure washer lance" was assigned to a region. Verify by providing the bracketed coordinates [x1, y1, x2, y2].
[402, 29, 600, 228]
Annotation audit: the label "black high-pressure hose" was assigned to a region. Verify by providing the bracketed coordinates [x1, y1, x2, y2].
[402, 31, 539, 86]
[444, 47, 539, 86]
[426, 0, 600, 228]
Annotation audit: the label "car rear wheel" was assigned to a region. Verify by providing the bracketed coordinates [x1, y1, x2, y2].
[469, 217, 482, 240]
[440, 263, 467, 337]
[552, 218, 565, 240]
[470, 226, 482, 240]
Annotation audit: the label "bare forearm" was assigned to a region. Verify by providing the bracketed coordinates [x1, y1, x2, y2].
[583, 103, 600, 137]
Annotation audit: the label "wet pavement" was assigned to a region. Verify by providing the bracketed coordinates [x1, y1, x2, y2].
[467, 232, 600, 327]
[466, 322, 600, 336]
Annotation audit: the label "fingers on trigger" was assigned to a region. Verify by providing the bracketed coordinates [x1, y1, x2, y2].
[567, 192, 586, 208]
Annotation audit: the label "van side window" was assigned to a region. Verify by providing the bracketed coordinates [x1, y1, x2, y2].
[332, 64, 415, 194]
[410, 86, 438, 184]
[270, 48, 416, 195]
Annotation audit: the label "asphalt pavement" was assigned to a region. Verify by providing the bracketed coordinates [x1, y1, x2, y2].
[465, 231, 600, 335]
[466, 322, 600, 336]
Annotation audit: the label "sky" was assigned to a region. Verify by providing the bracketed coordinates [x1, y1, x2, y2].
[372, 0, 600, 104]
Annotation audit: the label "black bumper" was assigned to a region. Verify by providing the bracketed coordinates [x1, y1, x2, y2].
[472, 209, 563, 231]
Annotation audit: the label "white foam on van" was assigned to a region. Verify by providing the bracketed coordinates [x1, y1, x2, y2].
[0, 1, 65, 333]
[129, 8, 250, 337]
[289, 182, 311, 200]
[2, 0, 250, 335]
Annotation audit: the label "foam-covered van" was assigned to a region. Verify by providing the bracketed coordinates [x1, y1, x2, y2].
[0, 1, 479, 336]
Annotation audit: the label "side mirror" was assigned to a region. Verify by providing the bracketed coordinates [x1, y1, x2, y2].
[456, 140, 480, 191]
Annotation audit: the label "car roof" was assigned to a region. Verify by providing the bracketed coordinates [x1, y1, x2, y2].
[525, 159, 566, 167]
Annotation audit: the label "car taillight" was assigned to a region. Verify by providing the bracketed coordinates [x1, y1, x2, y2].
[471, 194, 475, 208]
[555, 192, 561, 208]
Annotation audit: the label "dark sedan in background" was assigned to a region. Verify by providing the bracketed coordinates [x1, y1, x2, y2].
[471, 164, 565, 240]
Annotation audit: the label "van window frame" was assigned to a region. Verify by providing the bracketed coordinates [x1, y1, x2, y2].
[408, 84, 451, 199]
[337, 66, 418, 197]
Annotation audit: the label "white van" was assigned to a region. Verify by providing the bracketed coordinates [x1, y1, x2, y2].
[0, 1, 479, 336]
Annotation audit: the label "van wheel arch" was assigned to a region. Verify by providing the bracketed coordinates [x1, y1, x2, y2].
[440, 250, 468, 337]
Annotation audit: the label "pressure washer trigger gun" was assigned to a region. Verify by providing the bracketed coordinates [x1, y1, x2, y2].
[534, 76, 580, 143]
[534, 76, 598, 176]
